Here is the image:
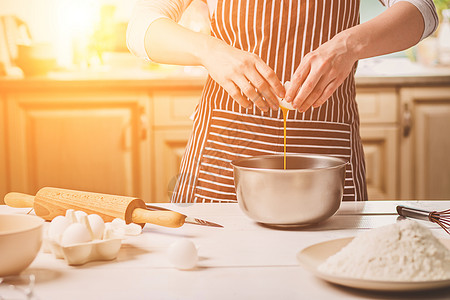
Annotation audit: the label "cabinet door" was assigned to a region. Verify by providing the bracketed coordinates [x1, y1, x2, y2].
[152, 90, 201, 127]
[360, 127, 398, 200]
[0, 96, 7, 203]
[400, 87, 450, 200]
[152, 89, 201, 202]
[356, 88, 398, 125]
[7, 91, 151, 199]
[356, 88, 399, 200]
[154, 129, 191, 202]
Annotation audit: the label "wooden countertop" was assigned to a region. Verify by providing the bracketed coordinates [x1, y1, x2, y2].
[0, 71, 209, 91]
[355, 74, 450, 87]
[1, 58, 449, 91]
[355, 58, 450, 87]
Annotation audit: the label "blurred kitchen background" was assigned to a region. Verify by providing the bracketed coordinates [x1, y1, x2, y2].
[0, 0, 449, 203]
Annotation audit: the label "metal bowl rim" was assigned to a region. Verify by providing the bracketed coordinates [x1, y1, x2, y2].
[231, 154, 349, 172]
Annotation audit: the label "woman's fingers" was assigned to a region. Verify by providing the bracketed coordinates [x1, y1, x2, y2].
[311, 79, 341, 108]
[223, 81, 252, 109]
[298, 78, 335, 112]
[245, 69, 279, 110]
[254, 60, 285, 99]
[286, 35, 358, 112]
[235, 76, 270, 111]
[292, 63, 346, 112]
[252, 93, 270, 112]
[202, 41, 284, 112]
[292, 58, 330, 111]
[285, 61, 310, 104]
[232, 54, 282, 112]
[295, 71, 331, 112]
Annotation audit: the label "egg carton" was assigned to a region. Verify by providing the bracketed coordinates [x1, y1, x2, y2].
[43, 210, 141, 266]
[44, 237, 122, 266]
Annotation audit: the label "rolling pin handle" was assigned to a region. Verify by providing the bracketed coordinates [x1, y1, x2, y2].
[4, 192, 35, 208]
[131, 208, 186, 228]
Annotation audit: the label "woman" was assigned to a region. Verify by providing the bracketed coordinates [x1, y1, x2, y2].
[127, 0, 438, 202]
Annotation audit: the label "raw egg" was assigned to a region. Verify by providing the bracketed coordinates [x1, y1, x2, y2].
[61, 223, 92, 247]
[87, 214, 105, 240]
[167, 239, 198, 270]
[48, 215, 71, 242]
[75, 211, 88, 222]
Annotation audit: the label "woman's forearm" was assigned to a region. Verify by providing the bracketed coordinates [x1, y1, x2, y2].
[144, 17, 285, 111]
[344, 1, 426, 60]
[144, 18, 217, 66]
[286, 1, 436, 111]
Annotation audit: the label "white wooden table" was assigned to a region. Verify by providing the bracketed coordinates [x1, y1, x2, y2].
[1, 201, 450, 300]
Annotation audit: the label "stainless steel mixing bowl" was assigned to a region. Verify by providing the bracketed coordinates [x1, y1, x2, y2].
[231, 154, 348, 226]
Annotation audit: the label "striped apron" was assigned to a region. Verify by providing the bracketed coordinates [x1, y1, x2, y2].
[172, 0, 368, 203]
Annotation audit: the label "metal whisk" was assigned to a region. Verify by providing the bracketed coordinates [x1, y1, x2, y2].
[396, 205, 450, 234]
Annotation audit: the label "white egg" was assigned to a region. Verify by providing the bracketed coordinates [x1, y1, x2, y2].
[279, 99, 295, 110]
[88, 214, 105, 240]
[65, 209, 77, 223]
[48, 216, 71, 242]
[104, 222, 113, 231]
[279, 81, 295, 110]
[78, 215, 93, 239]
[75, 211, 88, 222]
[167, 239, 198, 270]
[103, 223, 114, 239]
[125, 223, 142, 236]
[104, 222, 125, 239]
[111, 218, 126, 228]
[113, 227, 126, 238]
[61, 223, 92, 247]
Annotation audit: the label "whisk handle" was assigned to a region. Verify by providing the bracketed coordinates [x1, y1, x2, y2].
[396, 205, 431, 222]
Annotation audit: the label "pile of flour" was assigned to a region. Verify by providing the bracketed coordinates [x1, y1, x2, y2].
[318, 220, 450, 281]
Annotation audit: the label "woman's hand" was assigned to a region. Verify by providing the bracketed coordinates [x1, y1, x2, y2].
[201, 39, 285, 112]
[285, 32, 358, 112]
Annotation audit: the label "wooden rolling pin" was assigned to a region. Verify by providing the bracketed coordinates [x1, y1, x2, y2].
[4, 187, 186, 228]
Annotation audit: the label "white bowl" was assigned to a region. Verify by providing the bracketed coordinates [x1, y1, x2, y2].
[0, 214, 44, 276]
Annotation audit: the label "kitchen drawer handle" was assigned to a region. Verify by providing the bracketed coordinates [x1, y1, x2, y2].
[403, 104, 412, 138]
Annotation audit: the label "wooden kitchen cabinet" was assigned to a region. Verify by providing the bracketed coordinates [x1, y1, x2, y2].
[1, 71, 449, 204]
[400, 87, 450, 200]
[152, 89, 201, 202]
[356, 88, 399, 200]
[0, 95, 7, 203]
[5, 91, 152, 201]
[154, 128, 192, 202]
[0, 76, 205, 204]
[359, 126, 399, 200]
[356, 85, 450, 200]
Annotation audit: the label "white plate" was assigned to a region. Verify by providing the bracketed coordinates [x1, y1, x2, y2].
[297, 237, 450, 292]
